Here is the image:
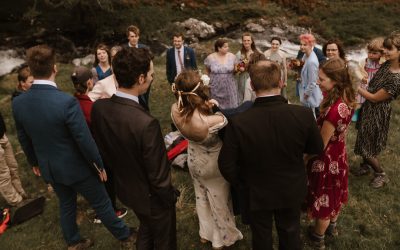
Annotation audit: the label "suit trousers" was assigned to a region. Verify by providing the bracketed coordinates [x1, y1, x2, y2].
[135, 201, 177, 250]
[249, 207, 301, 250]
[52, 174, 130, 245]
[0, 134, 26, 205]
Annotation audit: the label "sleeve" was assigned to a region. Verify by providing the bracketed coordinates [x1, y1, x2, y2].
[190, 48, 197, 70]
[383, 75, 400, 99]
[218, 121, 240, 185]
[91, 67, 99, 85]
[166, 49, 173, 84]
[325, 102, 348, 129]
[142, 119, 174, 206]
[64, 98, 104, 169]
[304, 109, 324, 155]
[304, 60, 319, 96]
[88, 81, 104, 102]
[12, 105, 38, 166]
[204, 55, 211, 68]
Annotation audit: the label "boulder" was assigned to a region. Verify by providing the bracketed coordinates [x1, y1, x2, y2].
[245, 23, 265, 33]
[176, 18, 216, 40]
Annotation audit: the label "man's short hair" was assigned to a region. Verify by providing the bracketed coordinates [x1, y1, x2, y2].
[112, 47, 153, 89]
[249, 61, 281, 92]
[26, 45, 55, 79]
[17, 64, 31, 82]
[126, 25, 140, 37]
[173, 33, 184, 39]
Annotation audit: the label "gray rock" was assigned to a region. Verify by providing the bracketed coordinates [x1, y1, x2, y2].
[177, 18, 216, 39]
[245, 23, 265, 33]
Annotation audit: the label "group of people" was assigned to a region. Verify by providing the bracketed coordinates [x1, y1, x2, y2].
[1, 22, 400, 250]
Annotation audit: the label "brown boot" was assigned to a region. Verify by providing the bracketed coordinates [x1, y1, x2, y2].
[120, 228, 138, 250]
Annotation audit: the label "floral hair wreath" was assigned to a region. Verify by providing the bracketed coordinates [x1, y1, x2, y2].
[171, 81, 201, 112]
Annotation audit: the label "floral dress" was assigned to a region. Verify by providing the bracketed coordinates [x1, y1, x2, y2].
[204, 54, 239, 109]
[307, 98, 353, 219]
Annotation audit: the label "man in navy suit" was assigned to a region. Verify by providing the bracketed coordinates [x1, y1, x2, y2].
[12, 45, 135, 250]
[125, 25, 147, 49]
[166, 33, 197, 84]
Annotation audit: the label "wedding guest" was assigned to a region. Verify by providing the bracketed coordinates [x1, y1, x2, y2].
[0, 111, 28, 206]
[91, 47, 177, 249]
[205, 38, 239, 109]
[306, 58, 356, 249]
[12, 45, 135, 250]
[322, 39, 346, 60]
[71, 66, 94, 127]
[264, 37, 288, 98]
[299, 33, 323, 118]
[354, 31, 400, 188]
[125, 25, 147, 49]
[91, 43, 112, 84]
[219, 61, 323, 250]
[12, 64, 34, 100]
[171, 70, 243, 249]
[236, 33, 263, 102]
[166, 33, 197, 84]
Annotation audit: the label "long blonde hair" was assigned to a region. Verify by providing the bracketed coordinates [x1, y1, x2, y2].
[319, 58, 356, 113]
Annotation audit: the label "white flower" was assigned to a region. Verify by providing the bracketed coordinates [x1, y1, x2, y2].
[329, 161, 340, 174]
[311, 160, 325, 172]
[200, 74, 210, 86]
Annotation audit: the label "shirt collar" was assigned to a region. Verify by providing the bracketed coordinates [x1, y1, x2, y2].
[33, 80, 57, 88]
[115, 90, 139, 103]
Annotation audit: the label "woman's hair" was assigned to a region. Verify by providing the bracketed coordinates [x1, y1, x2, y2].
[270, 36, 282, 45]
[94, 43, 111, 66]
[240, 33, 258, 57]
[214, 38, 228, 52]
[319, 58, 356, 112]
[322, 39, 346, 59]
[172, 70, 211, 121]
[367, 37, 384, 52]
[299, 33, 316, 45]
[383, 30, 400, 63]
[17, 64, 31, 82]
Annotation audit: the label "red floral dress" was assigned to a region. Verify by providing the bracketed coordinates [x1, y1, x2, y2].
[307, 98, 353, 219]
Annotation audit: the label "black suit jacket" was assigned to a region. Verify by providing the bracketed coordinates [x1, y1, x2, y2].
[91, 95, 175, 215]
[166, 46, 197, 84]
[218, 95, 323, 211]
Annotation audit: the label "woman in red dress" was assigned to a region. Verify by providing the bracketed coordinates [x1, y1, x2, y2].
[306, 58, 356, 249]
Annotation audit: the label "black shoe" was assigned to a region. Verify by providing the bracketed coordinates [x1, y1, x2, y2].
[352, 163, 371, 177]
[67, 238, 94, 250]
[325, 222, 338, 237]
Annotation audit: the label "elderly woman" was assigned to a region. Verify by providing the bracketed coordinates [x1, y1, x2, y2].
[205, 38, 239, 109]
[354, 31, 400, 188]
[299, 34, 323, 117]
[171, 70, 243, 249]
[307, 58, 356, 249]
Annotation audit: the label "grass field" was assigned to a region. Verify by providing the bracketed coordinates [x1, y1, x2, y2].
[0, 53, 400, 249]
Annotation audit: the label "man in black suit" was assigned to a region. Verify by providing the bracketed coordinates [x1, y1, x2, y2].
[91, 47, 177, 250]
[166, 33, 197, 84]
[218, 61, 323, 250]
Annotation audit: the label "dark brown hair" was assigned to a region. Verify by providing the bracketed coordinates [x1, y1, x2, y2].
[322, 39, 346, 60]
[173, 70, 211, 120]
[214, 38, 228, 52]
[319, 58, 356, 112]
[126, 25, 140, 37]
[26, 45, 56, 79]
[383, 31, 400, 63]
[17, 64, 31, 82]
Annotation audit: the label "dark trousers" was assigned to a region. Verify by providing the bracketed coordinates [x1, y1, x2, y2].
[135, 203, 177, 250]
[250, 207, 301, 250]
[104, 165, 117, 210]
[52, 174, 130, 245]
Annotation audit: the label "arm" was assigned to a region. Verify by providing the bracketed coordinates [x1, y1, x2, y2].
[64, 98, 104, 170]
[218, 122, 240, 185]
[282, 53, 288, 85]
[142, 119, 174, 206]
[88, 81, 104, 102]
[190, 48, 197, 70]
[320, 120, 335, 149]
[304, 60, 319, 98]
[91, 67, 99, 85]
[358, 87, 392, 103]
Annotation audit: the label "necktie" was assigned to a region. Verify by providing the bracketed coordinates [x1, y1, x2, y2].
[177, 50, 184, 71]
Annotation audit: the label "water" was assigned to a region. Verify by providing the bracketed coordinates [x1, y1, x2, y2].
[0, 50, 25, 77]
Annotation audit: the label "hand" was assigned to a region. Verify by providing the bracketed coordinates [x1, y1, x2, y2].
[98, 169, 108, 182]
[361, 77, 368, 84]
[239, 66, 245, 72]
[304, 94, 309, 100]
[206, 99, 219, 108]
[32, 166, 41, 176]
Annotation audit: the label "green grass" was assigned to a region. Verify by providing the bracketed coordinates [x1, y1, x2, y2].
[1, 48, 400, 250]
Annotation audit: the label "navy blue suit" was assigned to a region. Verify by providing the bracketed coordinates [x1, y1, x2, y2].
[12, 83, 130, 245]
[166, 46, 197, 84]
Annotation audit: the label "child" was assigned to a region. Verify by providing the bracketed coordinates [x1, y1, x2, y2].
[352, 37, 385, 121]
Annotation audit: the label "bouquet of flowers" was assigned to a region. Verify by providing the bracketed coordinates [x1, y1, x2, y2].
[236, 57, 249, 73]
